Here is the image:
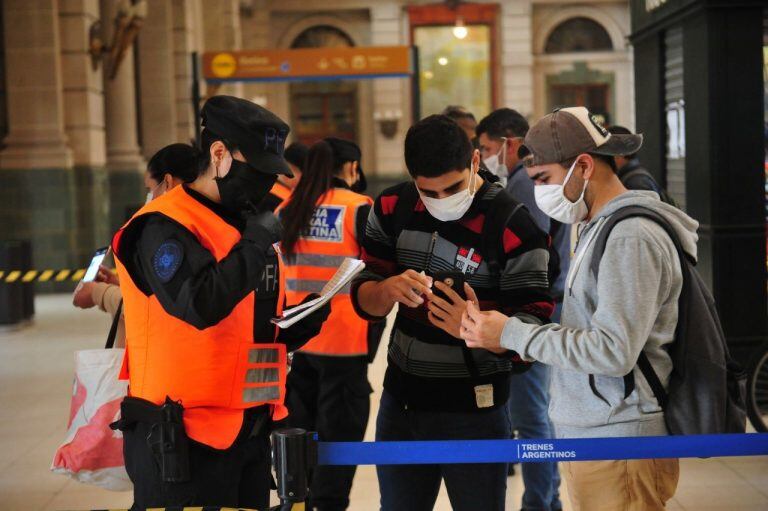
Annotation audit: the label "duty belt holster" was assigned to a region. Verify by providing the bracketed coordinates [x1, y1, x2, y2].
[244, 405, 272, 440]
[111, 396, 191, 483]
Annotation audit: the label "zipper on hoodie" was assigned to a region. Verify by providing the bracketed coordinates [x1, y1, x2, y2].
[424, 231, 438, 272]
[567, 217, 606, 295]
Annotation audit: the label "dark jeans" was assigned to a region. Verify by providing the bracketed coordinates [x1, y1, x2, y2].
[508, 362, 562, 511]
[286, 353, 371, 511]
[376, 390, 510, 511]
[122, 408, 272, 511]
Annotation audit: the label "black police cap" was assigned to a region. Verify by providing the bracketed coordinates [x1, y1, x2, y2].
[201, 95, 292, 176]
[324, 137, 366, 192]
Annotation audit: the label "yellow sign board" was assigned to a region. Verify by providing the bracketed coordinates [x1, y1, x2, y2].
[203, 46, 413, 81]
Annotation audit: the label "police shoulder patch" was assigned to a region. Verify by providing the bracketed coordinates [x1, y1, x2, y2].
[153, 240, 184, 283]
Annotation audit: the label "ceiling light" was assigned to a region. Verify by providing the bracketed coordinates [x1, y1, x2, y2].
[453, 17, 468, 39]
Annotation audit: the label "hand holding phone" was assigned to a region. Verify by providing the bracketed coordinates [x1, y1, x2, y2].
[82, 247, 109, 283]
[427, 272, 472, 339]
[430, 271, 466, 303]
[96, 264, 119, 285]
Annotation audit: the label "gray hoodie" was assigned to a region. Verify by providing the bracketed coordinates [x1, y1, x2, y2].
[501, 191, 699, 438]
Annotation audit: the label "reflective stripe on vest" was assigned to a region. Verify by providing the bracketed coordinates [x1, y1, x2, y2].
[284, 253, 349, 268]
[286, 278, 352, 295]
[112, 186, 288, 449]
[278, 188, 373, 356]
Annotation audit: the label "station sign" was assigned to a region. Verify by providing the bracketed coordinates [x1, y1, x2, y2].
[202, 46, 413, 82]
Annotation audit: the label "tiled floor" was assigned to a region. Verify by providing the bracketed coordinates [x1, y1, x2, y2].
[0, 294, 766, 510]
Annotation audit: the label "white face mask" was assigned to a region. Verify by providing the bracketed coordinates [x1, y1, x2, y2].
[418, 166, 478, 222]
[483, 138, 508, 186]
[533, 158, 589, 224]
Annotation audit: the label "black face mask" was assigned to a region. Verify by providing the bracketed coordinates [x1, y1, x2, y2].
[215, 159, 276, 212]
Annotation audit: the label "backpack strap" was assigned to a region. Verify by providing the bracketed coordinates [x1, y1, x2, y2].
[390, 182, 420, 241]
[637, 351, 668, 408]
[481, 189, 525, 279]
[586, 205, 690, 409]
[588, 206, 689, 280]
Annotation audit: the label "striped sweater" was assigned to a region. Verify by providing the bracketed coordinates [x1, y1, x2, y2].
[352, 180, 554, 412]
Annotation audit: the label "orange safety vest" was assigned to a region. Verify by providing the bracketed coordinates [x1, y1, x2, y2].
[278, 187, 373, 356]
[112, 186, 288, 449]
[270, 181, 292, 202]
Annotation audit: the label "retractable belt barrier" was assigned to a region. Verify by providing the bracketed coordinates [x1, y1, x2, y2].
[62, 434, 766, 510]
[316, 433, 768, 466]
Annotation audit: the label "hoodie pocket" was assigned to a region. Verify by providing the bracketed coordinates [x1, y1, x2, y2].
[589, 374, 634, 411]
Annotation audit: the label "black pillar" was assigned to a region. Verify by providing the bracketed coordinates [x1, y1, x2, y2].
[631, 0, 767, 365]
[632, 31, 665, 186]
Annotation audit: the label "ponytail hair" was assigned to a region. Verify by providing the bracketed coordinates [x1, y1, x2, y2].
[281, 140, 338, 256]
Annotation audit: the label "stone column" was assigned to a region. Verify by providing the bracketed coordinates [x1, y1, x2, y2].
[59, 0, 109, 262]
[100, 0, 145, 233]
[241, 0, 271, 105]
[101, 0, 144, 171]
[500, 0, 534, 117]
[0, 0, 73, 169]
[370, 3, 408, 182]
[202, 0, 243, 98]
[0, 0, 77, 285]
[172, 0, 200, 142]
[60, 0, 106, 167]
[137, 0, 177, 159]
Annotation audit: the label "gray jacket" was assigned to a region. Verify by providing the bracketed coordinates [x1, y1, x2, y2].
[501, 191, 699, 438]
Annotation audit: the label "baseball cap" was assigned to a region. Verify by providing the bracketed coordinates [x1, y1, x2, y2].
[201, 95, 292, 176]
[518, 107, 643, 167]
[324, 137, 367, 192]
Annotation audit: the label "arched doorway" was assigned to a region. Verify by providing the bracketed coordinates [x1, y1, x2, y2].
[543, 17, 615, 124]
[289, 26, 358, 145]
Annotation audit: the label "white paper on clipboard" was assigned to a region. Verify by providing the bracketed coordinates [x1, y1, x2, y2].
[271, 258, 365, 329]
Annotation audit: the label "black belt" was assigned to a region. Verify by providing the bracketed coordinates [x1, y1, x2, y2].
[113, 397, 271, 440]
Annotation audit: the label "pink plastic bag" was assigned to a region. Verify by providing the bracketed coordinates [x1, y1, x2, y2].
[51, 347, 131, 491]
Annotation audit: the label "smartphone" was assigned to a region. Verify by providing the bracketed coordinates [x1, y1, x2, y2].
[82, 247, 109, 283]
[430, 271, 466, 303]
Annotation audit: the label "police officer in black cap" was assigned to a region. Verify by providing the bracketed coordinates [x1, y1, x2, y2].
[111, 95, 330, 510]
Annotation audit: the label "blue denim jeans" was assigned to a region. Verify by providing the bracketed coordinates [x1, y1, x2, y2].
[508, 362, 562, 511]
[376, 390, 510, 511]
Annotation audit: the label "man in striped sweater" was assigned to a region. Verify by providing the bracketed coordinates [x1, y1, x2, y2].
[352, 115, 554, 511]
